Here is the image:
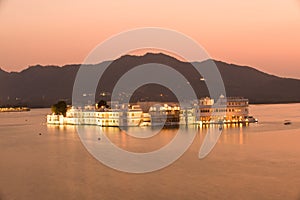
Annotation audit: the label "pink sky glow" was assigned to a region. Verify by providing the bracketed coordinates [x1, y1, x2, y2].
[0, 0, 300, 78]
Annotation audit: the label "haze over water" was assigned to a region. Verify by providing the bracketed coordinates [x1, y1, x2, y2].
[1, 104, 300, 199]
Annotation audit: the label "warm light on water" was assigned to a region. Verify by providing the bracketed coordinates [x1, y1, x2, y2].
[1, 104, 300, 199]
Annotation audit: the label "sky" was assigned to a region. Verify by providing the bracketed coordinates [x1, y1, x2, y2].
[0, 0, 300, 78]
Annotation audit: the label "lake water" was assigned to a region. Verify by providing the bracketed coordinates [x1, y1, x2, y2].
[1, 104, 300, 200]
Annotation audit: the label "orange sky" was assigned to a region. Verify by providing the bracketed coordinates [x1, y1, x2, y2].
[0, 0, 300, 78]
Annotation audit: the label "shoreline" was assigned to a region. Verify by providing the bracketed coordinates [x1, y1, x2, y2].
[20, 102, 300, 110]
[0, 107, 30, 112]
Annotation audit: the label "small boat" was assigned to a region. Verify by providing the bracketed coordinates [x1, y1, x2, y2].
[245, 116, 258, 123]
[284, 120, 292, 125]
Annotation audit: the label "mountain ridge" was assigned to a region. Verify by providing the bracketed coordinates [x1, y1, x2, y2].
[1, 53, 300, 107]
[0, 53, 297, 81]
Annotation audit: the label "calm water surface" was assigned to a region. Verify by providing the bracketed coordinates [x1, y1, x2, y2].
[1, 104, 300, 200]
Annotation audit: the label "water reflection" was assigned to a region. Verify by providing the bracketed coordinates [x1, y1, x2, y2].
[3, 106, 300, 199]
[47, 123, 251, 154]
[47, 124, 69, 131]
[198, 123, 248, 145]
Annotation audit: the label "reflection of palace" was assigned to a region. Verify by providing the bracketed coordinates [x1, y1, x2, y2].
[47, 96, 257, 127]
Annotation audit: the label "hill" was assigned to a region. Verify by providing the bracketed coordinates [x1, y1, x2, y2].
[1, 53, 300, 107]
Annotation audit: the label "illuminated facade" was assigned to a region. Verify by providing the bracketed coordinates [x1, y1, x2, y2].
[47, 97, 257, 127]
[149, 104, 181, 127]
[47, 104, 143, 127]
[199, 96, 251, 123]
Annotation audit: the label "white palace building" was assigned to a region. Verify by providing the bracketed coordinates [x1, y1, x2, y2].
[47, 96, 257, 127]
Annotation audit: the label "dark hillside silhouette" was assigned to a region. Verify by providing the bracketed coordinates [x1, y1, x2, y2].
[1, 53, 300, 107]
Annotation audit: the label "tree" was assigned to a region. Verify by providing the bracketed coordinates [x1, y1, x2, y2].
[97, 100, 110, 109]
[51, 101, 67, 116]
